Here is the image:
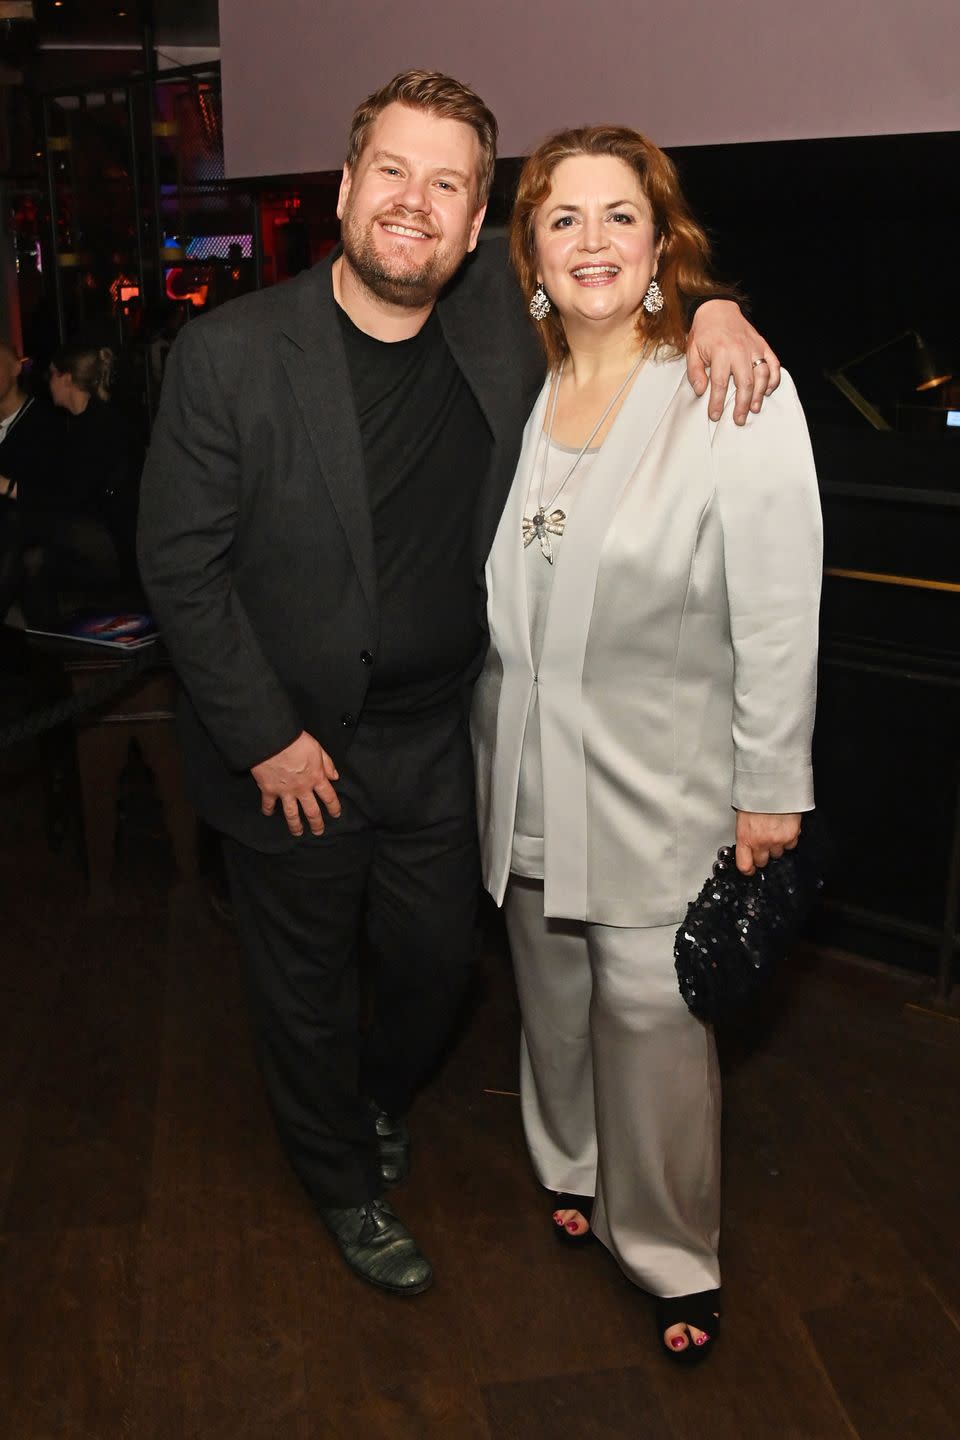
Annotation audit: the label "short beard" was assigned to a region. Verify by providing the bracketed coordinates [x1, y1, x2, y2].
[341, 207, 461, 309]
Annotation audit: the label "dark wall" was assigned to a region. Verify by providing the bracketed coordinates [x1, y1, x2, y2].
[660, 131, 960, 975]
[666, 130, 960, 426]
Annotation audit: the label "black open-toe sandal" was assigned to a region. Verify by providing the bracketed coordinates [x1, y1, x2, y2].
[656, 1289, 722, 1364]
[551, 1192, 594, 1246]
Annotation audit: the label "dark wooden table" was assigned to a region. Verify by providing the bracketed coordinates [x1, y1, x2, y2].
[61, 649, 198, 907]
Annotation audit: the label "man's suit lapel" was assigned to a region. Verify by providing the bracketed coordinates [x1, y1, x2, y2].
[277, 260, 377, 615]
[439, 281, 521, 432]
[439, 282, 540, 573]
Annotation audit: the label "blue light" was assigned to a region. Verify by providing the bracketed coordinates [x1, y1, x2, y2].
[947, 411, 960, 428]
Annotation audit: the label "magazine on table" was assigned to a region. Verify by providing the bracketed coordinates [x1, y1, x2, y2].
[25, 610, 159, 651]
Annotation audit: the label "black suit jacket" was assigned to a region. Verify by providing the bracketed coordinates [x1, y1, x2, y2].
[137, 239, 544, 850]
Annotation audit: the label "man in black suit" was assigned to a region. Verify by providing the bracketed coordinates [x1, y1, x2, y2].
[138, 71, 778, 1296]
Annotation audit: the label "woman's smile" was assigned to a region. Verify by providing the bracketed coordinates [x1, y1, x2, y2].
[569, 263, 620, 286]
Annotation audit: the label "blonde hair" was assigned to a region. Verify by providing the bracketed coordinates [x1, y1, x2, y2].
[52, 343, 115, 402]
[346, 70, 498, 205]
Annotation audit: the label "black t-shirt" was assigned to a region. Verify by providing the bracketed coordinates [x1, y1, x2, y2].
[336, 304, 493, 718]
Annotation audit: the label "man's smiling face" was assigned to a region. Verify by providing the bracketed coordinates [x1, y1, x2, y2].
[337, 102, 487, 309]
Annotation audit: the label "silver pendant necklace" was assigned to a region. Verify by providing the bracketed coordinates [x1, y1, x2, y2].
[522, 355, 644, 563]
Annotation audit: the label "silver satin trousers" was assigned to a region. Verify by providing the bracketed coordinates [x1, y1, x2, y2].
[504, 876, 722, 1297]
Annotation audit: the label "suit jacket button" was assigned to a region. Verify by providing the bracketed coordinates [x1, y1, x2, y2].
[341, 712, 355, 727]
[360, 650, 374, 665]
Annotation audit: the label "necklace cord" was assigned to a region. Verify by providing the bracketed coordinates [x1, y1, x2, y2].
[535, 355, 645, 518]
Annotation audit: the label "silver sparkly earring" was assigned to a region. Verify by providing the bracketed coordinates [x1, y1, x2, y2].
[529, 283, 551, 320]
[643, 278, 664, 314]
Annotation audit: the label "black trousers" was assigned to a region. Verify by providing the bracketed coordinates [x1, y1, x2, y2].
[222, 704, 481, 1208]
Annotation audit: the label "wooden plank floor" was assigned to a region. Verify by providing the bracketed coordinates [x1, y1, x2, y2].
[1, 747, 958, 1439]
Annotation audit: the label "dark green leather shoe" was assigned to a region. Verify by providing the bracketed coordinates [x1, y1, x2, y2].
[372, 1106, 410, 1186]
[319, 1198, 432, 1296]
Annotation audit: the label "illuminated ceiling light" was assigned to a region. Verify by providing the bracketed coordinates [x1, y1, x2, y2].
[915, 373, 952, 392]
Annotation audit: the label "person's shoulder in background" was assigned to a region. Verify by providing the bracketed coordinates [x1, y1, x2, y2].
[0, 394, 68, 503]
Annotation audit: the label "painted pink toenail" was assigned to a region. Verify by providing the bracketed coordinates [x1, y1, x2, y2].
[553, 1214, 563, 1224]
[671, 1337, 686, 1349]
[694, 1335, 710, 1346]
[565, 1221, 580, 1232]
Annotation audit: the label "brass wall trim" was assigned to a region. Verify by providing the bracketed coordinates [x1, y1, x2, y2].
[824, 567, 960, 594]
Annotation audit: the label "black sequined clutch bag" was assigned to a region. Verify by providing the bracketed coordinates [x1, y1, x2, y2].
[674, 818, 829, 1025]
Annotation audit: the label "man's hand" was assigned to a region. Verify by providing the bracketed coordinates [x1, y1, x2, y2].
[686, 300, 781, 425]
[734, 810, 801, 876]
[251, 730, 342, 838]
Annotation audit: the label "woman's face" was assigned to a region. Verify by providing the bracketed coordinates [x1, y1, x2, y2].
[533, 154, 662, 335]
[48, 366, 70, 408]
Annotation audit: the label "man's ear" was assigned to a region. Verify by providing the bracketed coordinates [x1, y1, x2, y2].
[336, 165, 352, 222]
[466, 202, 488, 254]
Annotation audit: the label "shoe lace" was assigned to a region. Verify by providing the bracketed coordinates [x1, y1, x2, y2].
[357, 1198, 390, 1241]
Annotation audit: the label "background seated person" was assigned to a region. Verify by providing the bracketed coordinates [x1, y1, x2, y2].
[48, 342, 144, 576]
[0, 341, 63, 625]
[5, 342, 144, 628]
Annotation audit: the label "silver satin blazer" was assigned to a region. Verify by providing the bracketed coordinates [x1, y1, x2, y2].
[472, 352, 823, 927]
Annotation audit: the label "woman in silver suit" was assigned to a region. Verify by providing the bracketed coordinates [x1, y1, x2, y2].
[472, 125, 822, 1360]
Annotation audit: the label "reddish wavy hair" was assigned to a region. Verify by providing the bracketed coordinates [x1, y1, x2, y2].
[510, 125, 730, 368]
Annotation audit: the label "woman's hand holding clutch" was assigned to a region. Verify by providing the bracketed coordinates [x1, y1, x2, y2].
[675, 813, 828, 1022]
[734, 810, 801, 875]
